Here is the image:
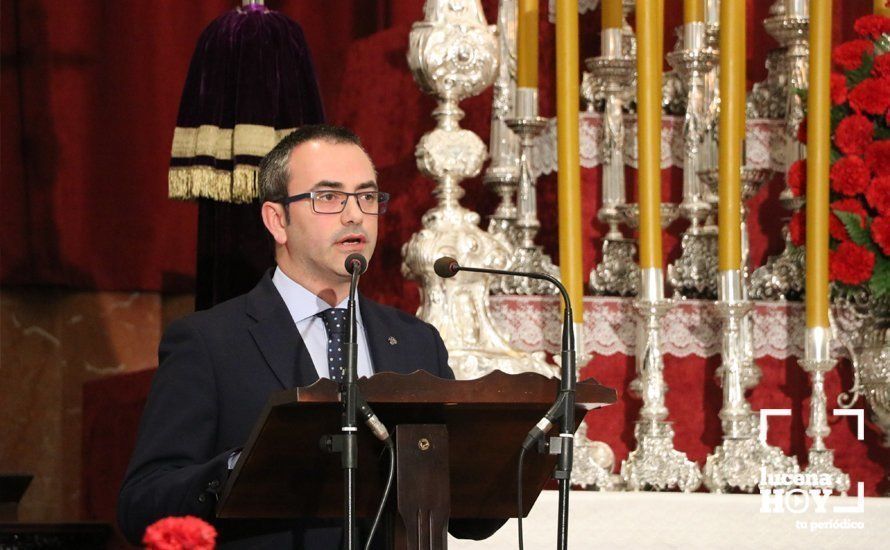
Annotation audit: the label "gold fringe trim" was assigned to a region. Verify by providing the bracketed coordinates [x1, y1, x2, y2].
[168, 165, 260, 203]
[170, 124, 296, 160]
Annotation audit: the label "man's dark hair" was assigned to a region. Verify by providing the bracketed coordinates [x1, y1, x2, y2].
[258, 124, 367, 206]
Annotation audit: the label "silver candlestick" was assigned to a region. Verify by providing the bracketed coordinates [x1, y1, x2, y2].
[703, 271, 799, 493]
[797, 326, 851, 493]
[750, 190, 806, 300]
[620, 269, 702, 492]
[496, 88, 560, 296]
[589, 27, 638, 297]
[402, 0, 555, 380]
[484, 0, 520, 248]
[667, 21, 719, 299]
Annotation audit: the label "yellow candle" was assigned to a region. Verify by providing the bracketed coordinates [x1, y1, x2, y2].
[636, 0, 665, 270]
[876, 0, 890, 17]
[602, 0, 623, 29]
[717, 0, 744, 272]
[517, 0, 539, 88]
[556, 0, 583, 316]
[684, 0, 705, 23]
[806, 0, 831, 329]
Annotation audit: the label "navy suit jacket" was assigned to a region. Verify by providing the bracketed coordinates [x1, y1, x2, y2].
[118, 272, 467, 548]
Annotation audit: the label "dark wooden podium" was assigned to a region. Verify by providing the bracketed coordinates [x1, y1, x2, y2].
[216, 370, 616, 549]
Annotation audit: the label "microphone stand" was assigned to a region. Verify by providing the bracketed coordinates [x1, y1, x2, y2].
[342, 263, 362, 550]
[441, 260, 576, 550]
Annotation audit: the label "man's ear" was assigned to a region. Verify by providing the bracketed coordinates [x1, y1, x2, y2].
[261, 201, 288, 245]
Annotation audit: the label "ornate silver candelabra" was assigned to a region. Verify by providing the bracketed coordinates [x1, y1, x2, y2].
[667, 21, 719, 299]
[588, 27, 638, 297]
[495, 89, 560, 295]
[402, 0, 554, 380]
[703, 272, 799, 493]
[484, 0, 520, 248]
[798, 326, 850, 493]
[620, 269, 702, 492]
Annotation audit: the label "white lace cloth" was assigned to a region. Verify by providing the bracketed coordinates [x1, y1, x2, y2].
[529, 114, 787, 178]
[547, 0, 600, 23]
[489, 295, 807, 359]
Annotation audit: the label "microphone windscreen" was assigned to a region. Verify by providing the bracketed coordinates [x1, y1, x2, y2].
[345, 253, 368, 275]
[433, 256, 459, 278]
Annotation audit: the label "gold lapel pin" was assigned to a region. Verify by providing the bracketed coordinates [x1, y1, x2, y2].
[388, 336, 398, 345]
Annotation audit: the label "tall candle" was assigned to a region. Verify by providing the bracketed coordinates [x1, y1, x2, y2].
[684, 0, 705, 23]
[517, 0, 539, 88]
[876, 0, 890, 17]
[717, 0, 744, 273]
[636, 0, 665, 270]
[806, 0, 831, 329]
[556, 0, 583, 318]
[602, 0, 623, 29]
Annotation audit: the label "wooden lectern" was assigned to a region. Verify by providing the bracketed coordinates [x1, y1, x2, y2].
[217, 370, 616, 549]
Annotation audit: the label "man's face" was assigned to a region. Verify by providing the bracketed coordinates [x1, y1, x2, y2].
[278, 140, 378, 287]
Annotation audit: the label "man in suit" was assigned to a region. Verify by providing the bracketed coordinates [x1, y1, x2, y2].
[119, 125, 495, 548]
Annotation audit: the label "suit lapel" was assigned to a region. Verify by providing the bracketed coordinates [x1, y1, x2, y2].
[360, 296, 412, 375]
[246, 274, 319, 388]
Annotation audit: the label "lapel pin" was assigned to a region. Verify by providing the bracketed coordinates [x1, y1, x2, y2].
[388, 336, 398, 346]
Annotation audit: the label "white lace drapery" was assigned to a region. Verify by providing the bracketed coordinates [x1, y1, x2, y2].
[528, 114, 787, 178]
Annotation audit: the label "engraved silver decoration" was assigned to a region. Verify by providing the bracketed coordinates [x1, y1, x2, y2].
[666, 21, 720, 300]
[403, 0, 555, 380]
[703, 271, 799, 493]
[588, 27, 639, 297]
[484, 0, 521, 248]
[620, 269, 702, 492]
[571, 420, 621, 491]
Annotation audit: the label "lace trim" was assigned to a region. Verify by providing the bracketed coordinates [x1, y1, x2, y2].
[547, 0, 600, 23]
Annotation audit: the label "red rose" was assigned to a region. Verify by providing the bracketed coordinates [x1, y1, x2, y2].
[867, 176, 890, 215]
[830, 198, 869, 241]
[874, 53, 890, 78]
[830, 155, 870, 196]
[797, 118, 807, 144]
[830, 72, 848, 105]
[872, 215, 890, 256]
[789, 210, 806, 246]
[143, 516, 217, 550]
[865, 140, 890, 177]
[787, 159, 807, 196]
[854, 14, 890, 39]
[829, 241, 875, 285]
[848, 77, 890, 115]
[834, 114, 874, 156]
[833, 39, 874, 71]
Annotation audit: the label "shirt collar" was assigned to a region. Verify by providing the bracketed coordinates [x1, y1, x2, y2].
[272, 267, 363, 326]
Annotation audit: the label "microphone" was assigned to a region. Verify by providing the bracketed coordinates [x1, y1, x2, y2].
[345, 253, 368, 275]
[433, 256, 459, 278]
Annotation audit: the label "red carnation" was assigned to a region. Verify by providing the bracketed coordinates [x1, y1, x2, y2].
[872, 215, 890, 256]
[787, 159, 807, 196]
[830, 198, 869, 241]
[865, 140, 890, 177]
[854, 14, 890, 40]
[848, 77, 890, 115]
[789, 210, 806, 246]
[830, 72, 848, 105]
[833, 39, 874, 71]
[829, 241, 875, 285]
[874, 53, 890, 78]
[867, 176, 890, 215]
[834, 114, 874, 156]
[797, 118, 807, 144]
[830, 155, 870, 196]
[143, 516, 217, 550]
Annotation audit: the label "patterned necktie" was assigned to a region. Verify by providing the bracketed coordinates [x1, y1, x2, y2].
[318, 308, 349, 382]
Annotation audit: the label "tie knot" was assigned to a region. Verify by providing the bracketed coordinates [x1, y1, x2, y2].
[318, 308, 348, 335]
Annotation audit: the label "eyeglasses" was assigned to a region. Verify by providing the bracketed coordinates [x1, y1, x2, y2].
[280, 190, 390, 215]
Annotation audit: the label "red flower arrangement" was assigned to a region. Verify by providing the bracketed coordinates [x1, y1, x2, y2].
[795, 14, 889, 299]
[834, 114, 873, 156]
[830, 242, 875, 285]
[143, 516, 217, 550]
[829, 155, 870, 196]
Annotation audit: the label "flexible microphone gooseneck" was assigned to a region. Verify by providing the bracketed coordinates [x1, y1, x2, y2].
[433, 256, 577, 550]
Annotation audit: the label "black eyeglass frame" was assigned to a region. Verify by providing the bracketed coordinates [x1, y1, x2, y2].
[279, 190, 391, 215]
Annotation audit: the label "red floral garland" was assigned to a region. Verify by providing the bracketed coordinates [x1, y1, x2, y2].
[143, 516, 217, 550]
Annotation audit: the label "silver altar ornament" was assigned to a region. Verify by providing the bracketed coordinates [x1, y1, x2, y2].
[620, 269, 702, 492]
[484, 0, 521, 248]
[571, 420, 621, 491]
[703, 271, 799, 493]
[403, 0, 555, 380]
[750, 190, 806, 300]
